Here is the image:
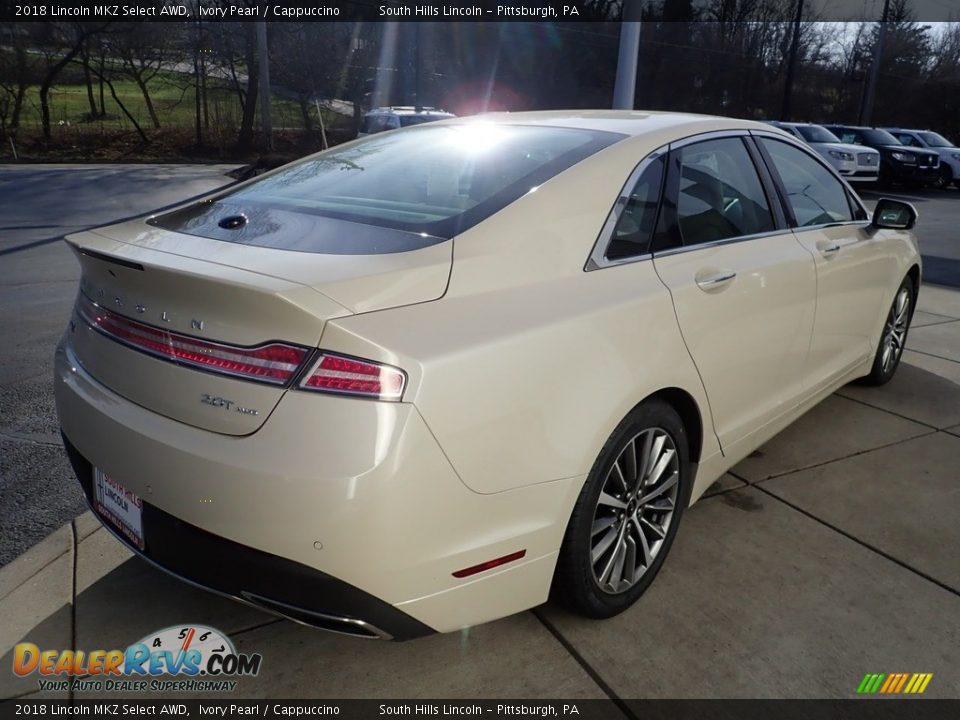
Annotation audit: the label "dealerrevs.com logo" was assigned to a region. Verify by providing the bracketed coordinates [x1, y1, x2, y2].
[12, 625, 262, 693]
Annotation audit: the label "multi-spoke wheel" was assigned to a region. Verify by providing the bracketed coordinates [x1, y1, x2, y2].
[860, 275, 915, 386]
[553, 399, 690, 618]
[591, 428, 679, 594]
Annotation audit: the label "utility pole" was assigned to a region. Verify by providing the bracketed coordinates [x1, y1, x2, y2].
[256, 21, 272, 152]
[859, 0, 891, 126]
[612, 0, 643, 109]
[414, 23, 422, 112]
[780, 0, 805, 121]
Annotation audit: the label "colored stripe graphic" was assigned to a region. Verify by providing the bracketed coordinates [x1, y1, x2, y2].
[893, 674, 909, 693]
[856, 673, 933, 694]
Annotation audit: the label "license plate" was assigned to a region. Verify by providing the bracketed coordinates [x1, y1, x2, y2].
[94, 468, 144, 550]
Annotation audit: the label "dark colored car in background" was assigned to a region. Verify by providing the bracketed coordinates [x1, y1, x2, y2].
[822, 125, 939, 188]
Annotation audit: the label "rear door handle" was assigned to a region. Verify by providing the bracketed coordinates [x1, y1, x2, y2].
[695, 269, 737, 291]
[817, 240, 841, 257]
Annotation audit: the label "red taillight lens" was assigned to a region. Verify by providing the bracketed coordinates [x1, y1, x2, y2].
[76, 294, 309, 385]
[300, 353, 406, 401]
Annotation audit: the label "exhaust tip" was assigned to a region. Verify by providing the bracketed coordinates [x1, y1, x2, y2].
[240, 592, 391, 640]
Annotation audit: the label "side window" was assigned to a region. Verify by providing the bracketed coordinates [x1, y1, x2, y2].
[898, 134, 920, 147]
[675, 137, 775, 246]
[760, 138, 854, 227]
[606, 155, 665, 260]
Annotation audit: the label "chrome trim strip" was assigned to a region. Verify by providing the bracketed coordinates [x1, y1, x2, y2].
[790, 220, 873, 236]
[669, 128, 756, 149]
[653, 228, 789, 258]
[585, 147, 667, 272]
[586, 126, 877, 268]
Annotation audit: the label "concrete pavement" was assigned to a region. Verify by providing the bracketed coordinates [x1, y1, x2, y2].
[0, 165, 241, 565]
[2, 284, 959, 700]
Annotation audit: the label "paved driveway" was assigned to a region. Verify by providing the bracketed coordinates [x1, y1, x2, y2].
[0, 165, 241, 565]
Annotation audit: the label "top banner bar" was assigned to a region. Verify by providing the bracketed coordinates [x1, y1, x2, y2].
[1, 0, 958, 23]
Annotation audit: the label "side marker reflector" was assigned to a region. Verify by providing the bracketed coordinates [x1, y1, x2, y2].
[452, 550, 527, 578]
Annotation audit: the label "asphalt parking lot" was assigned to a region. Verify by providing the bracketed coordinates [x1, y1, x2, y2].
[859, 185, 960, 287]
[1, 166, 959, 700]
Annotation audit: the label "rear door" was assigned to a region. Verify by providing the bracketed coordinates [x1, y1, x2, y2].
[651, 133, 817, 452]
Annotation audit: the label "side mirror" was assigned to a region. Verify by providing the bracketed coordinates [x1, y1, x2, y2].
[872, 198, 918, 230]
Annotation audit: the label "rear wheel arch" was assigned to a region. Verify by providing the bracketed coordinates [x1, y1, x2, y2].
[645, 387, 704, 464]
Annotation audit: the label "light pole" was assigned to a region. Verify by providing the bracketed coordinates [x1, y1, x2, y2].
[859, 0, 892, 126]
[257, 21, 272, 152]
[613, 0, 643, 110]
[780, 0, 805, 120]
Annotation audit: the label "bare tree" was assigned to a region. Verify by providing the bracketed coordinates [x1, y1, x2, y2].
[0, 23, 34, 135]
[36, 22, 109, 138]
[106, 22, 175, 129]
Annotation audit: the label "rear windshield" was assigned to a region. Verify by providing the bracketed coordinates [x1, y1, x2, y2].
[151, 123, 622, 254]
[796, 125, 841, 144]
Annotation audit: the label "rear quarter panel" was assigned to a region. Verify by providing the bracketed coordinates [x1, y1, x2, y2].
[323, 133, 724, 497]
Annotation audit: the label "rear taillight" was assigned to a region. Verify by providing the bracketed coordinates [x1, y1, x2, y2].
[76, 294, 309, 385]
[299, 353, 406, 401]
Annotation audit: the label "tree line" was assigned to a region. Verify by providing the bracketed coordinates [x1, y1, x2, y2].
[1, 0, 959, 157]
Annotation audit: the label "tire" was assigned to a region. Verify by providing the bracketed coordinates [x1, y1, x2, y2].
[932, 166, 953, 190]
[552, 399, 691, 618]
[859, 275, 916, 386]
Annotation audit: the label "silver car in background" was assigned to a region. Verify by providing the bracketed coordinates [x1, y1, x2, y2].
[768, 122, 879, 184]
[883, 128, 960, 189]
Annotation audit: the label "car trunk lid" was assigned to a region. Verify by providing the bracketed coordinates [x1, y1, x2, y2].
[65, 222, 451, 435]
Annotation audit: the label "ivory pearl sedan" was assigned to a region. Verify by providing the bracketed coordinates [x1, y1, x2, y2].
[55, 111, 920, 639]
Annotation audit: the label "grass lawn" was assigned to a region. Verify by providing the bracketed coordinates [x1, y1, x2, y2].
[12, 65, 346, 139]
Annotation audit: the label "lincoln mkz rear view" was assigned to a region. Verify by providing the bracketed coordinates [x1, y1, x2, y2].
[55, 112, 921, 639]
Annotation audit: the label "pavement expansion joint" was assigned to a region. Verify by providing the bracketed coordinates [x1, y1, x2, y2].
[833, 392, 942, 430]
[531, 608, 635, 720]
[0, 431, 65, 449]
[754, 483, 960, 600]
[748, 429, 940, 485]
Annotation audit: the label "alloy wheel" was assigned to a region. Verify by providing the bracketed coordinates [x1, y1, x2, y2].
[881, 286, 911, 374]
[590, 428, 680, 594]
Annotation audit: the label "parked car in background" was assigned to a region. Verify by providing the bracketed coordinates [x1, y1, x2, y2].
[55, 112, 921, 639]
[358, 107, 456, 137]
[882, 128, 960, 189]
[767, 122, 879, 183]
[822, 125, 939, 188]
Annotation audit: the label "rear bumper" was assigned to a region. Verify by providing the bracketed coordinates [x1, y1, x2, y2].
[54, 340, 577, 636]
[62, 433, 429, 640]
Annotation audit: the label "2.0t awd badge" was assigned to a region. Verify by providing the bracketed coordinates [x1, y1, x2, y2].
[200, 394, 259, 416]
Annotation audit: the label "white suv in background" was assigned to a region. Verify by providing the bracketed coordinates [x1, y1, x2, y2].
[358, 107, 456, 137]
[767, 122, 879, 184]
[884, 128, 960, 189]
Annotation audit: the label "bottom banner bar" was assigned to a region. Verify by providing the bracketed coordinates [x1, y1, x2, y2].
[2, 700, 959, 720]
